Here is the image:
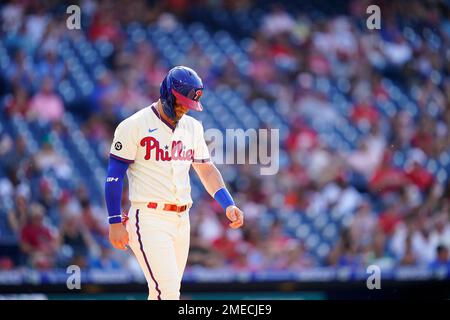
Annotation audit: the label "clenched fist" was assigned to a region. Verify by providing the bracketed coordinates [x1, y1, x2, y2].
[226, 205, 244, 229]
[109, 223, 129, 250]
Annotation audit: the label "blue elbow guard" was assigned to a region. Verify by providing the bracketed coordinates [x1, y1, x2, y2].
[213, 188, 235, 211]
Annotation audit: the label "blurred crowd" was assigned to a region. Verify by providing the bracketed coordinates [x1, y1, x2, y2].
[0, 0, 449, 275]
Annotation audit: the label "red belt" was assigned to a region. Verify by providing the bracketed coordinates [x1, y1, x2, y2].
[147, 202, 188, 213]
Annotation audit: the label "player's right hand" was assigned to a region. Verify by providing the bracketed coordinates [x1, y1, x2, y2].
[109, 223, 129, 250]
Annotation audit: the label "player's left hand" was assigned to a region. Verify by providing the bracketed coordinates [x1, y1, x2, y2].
[226, 205, 244, 229]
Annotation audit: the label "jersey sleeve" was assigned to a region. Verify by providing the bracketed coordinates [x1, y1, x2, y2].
[109, 118, 138, 163]
[193, 121, 210, 163]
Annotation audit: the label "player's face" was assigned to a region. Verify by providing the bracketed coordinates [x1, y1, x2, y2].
[173, 100, 189, 121]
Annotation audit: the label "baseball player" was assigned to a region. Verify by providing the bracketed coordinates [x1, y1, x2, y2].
[104, 66, 244, 300]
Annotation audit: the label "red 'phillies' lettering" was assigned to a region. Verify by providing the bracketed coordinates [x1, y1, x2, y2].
[140, 136, 156, 160]
[171, 141, 183, 160]
[140, 137, 194, 161]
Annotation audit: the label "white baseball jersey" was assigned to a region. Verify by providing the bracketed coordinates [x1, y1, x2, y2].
[109, 102, 210, 206]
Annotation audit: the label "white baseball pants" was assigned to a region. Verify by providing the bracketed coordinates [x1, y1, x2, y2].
[126, 204, 190, 300]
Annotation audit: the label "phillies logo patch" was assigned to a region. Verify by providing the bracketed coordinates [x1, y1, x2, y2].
[140, 136, 194, 161]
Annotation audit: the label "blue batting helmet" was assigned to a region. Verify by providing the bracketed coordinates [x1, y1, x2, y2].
[160, 66, 204, 120]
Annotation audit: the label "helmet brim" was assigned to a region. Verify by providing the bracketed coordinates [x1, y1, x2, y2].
[171, 88, 203, 111]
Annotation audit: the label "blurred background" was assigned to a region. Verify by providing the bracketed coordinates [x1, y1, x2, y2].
[0, 0, 449, 299]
